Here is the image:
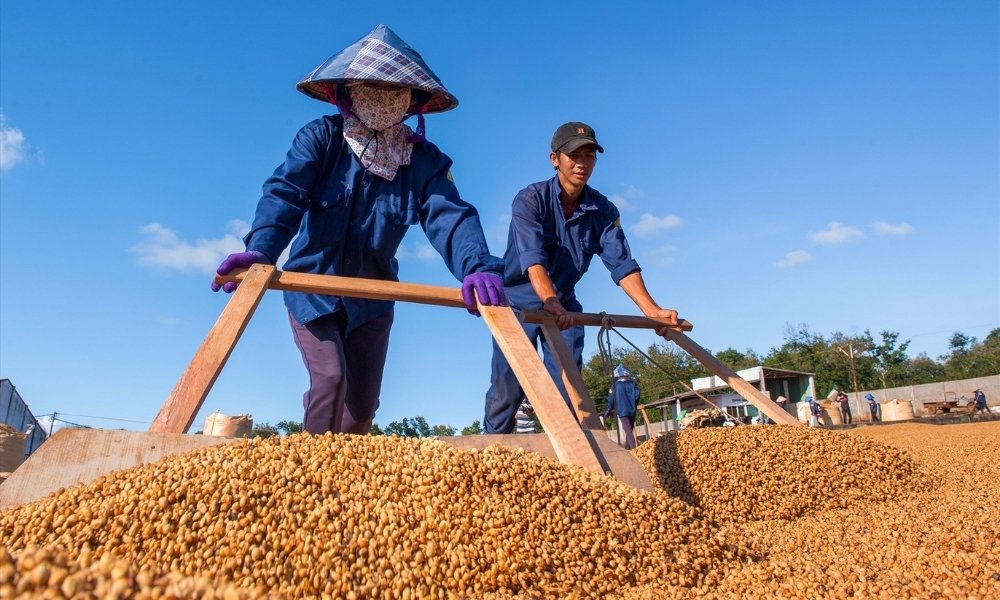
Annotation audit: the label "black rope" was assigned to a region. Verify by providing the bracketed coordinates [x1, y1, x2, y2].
[603, 323, 673, 375]
[596, 312, 617, 377]
[599, 323, 739, 425]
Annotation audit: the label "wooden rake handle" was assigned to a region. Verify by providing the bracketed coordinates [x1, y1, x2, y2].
[520, 310, 694, 332]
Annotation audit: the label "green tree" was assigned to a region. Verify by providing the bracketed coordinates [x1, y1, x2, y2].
[383, 417, 428, 437]
[871, 330, 911, 389]
[765, 324, 843, 396]
[430, 424, 457, 437]
[941, 328, 1000, 379]
[714, 347, 763, 371]
[275, 420, 303, 435]
[974, 328, 1000, 375]
[461, 420, 483, 436]
[941, 331, 977, 379]
[251, 422, 278, 438]
[830, 331, 880, 392]
[906, 353, 947, 385]
[369, 423, 384, 436]
[381, 416, 454, 438]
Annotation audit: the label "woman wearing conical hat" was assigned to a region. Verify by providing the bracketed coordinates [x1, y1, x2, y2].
[212, 25, 506, 435]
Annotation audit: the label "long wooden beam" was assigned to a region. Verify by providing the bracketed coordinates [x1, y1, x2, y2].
[523, 308, 799, 426]
[478, 306, 606, 476]
[150, 264, 276, 433]
[662, 330, 800, 426]
[537, 322, 606, 431]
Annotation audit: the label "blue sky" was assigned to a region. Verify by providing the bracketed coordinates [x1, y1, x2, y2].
[2, 1, 998, 434]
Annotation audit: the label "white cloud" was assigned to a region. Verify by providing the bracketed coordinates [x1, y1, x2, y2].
[608, 193, 633, 212]
[776, 250, 812, 269]
[609, 184, 644, 212]
[873, 221, 913, 236]
[489, 213, 511, 247]
[631, 213, 683, 238]
[396, 241, 440, 262]
[414, 243, 438, 261]
[133, 220, 249, 274]
[808, 222, 864, 246]
[154, 314, 188, 326]
[35, 415, 69, 436]
[0, 114, 27, 171]
[646, 244, 678, 266]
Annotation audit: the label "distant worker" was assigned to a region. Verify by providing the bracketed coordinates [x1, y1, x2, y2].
[603, 364, 641, 449]
[769, 395, 789, 425]
[865, 393, 880, 422]
[514, 399, 537, 434]
[837, 391, 852, 425]
[973, 388, 988, 414]
[482, 121, 680, 434]
[807, 396, 821, 427]
[212, 25, 506, 435]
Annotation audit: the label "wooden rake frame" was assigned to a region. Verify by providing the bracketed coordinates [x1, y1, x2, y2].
[149, 264, 799, 491]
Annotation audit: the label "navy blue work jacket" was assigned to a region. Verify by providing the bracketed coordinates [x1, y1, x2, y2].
[244, 115, 502, 331]
[607, 379, 640, 418]
[502, 177, 640, 310]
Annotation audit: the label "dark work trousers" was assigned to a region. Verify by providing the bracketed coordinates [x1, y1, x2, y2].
[483, 320, 584, 434]
[289, 310, 393, 435]
[840, 404, 852, 425]
[619, 415, 637, 449]
[869, 407, 880, 422]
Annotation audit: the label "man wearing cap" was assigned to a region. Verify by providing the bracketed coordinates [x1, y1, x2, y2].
[482, 121, 679, 434]
[212, 25, 506, 435]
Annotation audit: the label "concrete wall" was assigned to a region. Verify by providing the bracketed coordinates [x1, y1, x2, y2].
[855, 374, 998, 416]
[605, 417, 678, 446]
[603, 375, 1000, 444]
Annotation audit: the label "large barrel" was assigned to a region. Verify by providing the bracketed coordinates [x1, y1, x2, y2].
[882, 399, 914, 422]
[203, 411, 254, 438]
[796, 402, 811, 424]
[820, 401, 843, 426]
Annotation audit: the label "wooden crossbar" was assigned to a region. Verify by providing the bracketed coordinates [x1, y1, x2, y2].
[151, 268, 619, 480]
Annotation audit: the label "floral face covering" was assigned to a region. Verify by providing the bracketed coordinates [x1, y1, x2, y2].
[342, 83, 414, 181]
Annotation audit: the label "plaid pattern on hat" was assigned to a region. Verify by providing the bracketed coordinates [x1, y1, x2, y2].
[345, 39, 446, 94]
[297, 24, 459, 114]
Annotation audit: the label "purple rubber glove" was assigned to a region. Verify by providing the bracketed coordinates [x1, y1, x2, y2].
[460, 272, 507, 316]
[211, 251, 270, 293]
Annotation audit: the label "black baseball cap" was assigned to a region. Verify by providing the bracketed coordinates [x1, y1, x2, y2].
[551, 121, 604, 154]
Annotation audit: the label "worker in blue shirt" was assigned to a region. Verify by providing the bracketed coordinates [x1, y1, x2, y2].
[603, 364, 642, 449]
[483, 121, 679, 434]
[865, 393, 880, 422]
[973, 388, 988, 414]
[807, 396, 821, 427]
[212, 25, 505, 435]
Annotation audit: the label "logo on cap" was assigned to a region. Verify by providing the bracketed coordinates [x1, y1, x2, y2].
[577, 127, 585, 134]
